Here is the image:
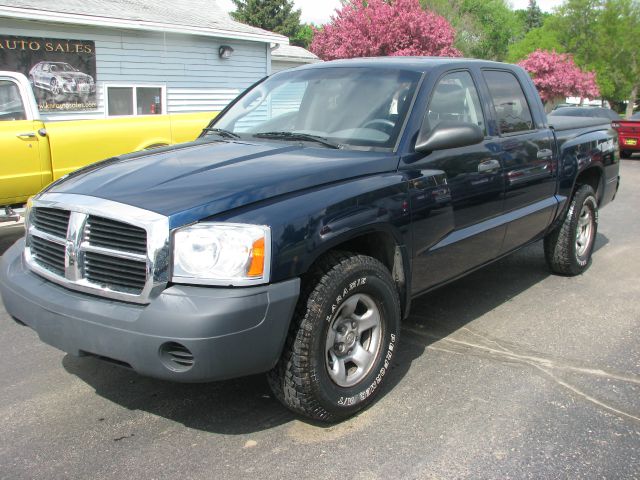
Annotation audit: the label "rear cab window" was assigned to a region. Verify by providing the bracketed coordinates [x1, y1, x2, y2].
[483, 70, 534, 134]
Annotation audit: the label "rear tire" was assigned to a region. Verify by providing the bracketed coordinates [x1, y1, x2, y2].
[621, 150, 632, 159]
[267, 251, 400, 422]
[544, 184, 598, 276]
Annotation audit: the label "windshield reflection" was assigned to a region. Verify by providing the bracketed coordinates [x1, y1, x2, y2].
[212, 67, 421, 150]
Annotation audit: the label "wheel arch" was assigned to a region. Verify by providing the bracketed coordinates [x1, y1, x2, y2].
[300, 226, 411, 319]
[574, 165, 604, 204]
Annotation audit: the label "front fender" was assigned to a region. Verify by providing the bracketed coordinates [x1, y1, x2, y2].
[211, 172, 412, 283]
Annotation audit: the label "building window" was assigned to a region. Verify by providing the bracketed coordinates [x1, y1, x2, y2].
[105, 85, 165, 116]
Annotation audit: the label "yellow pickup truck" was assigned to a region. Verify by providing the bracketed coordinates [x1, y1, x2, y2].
[1, 71, 215, 207]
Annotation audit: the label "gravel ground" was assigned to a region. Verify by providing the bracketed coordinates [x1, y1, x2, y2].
[0, 160, 638, 480]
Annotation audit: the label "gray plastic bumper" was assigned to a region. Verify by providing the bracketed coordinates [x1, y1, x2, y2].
[0, 239, 300, 382]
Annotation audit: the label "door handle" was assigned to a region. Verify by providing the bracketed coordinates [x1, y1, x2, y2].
[537, 149, 553, 159]
[477, 159, 500, 173]
[17, 132, 37, 139]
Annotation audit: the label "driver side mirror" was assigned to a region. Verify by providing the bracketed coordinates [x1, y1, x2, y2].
[415, 121, 484, 154]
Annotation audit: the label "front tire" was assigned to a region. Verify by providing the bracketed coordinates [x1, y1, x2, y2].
[268, 251, 400, 422]
[50, 78, 61, 96]
[544, 184, 598, 275]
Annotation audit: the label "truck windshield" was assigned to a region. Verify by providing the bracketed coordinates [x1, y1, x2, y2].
[212, 67, 422, 150]
[52, 64, 77, 72]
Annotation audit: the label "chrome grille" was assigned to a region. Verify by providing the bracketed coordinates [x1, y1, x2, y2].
[84, 251, 147, 293]
[25, 195, 169, 304]
[29, 235, 66, 276]
[85, 216, 147, 254]
[31, 207, 70, 238]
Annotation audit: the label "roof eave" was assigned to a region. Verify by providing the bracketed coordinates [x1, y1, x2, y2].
[272, 56, 319, 64]
[0, 6, 289, 45]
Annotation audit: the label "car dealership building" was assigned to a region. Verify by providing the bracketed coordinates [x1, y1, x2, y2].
[0, 0, 317, 121]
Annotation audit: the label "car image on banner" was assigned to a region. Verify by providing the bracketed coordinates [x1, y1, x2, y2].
[29, 61, 96, 101]
[0, 35, 96, 111]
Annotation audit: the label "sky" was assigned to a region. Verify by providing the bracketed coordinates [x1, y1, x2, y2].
[217, 1, 567, 25]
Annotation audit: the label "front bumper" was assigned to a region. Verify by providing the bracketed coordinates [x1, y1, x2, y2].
[0, 239, 300, 382]
[63, 82, 96, 94]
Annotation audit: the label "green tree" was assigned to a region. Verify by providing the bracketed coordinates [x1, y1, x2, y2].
[508, 0, 640, 115]
[231, 0, 303, 39]
[592, 0, 639, 115]
[422, 0, 524, 61]
[507, 16, 563, 62]
[524, 0, 543, 31]
[291, 23, 314, 49]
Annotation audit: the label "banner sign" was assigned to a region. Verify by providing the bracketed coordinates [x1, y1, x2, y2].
[0, 36, 97, 111]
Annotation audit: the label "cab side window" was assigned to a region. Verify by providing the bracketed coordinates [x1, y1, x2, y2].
[0, 80, 27, 121]
[427, 71, 485, 134]
[483, 70, 534, 134]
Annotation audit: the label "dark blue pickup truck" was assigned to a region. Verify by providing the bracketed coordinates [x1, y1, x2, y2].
[0, 58, 620, 422]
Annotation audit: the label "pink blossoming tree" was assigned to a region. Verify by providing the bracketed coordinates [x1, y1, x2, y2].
[518, 50, 600, 111]
[310, 0, 461, 60]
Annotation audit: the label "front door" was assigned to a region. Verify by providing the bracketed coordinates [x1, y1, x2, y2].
[0, 78, 42, 205]
[403, 70, 506, 294]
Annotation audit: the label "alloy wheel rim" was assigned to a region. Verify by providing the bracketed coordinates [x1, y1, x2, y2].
[576, 204, 593, 258]
[325, 293, 382, 388]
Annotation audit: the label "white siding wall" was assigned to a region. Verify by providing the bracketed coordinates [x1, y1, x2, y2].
[272, 60, 302, 73]
[0, 18, 269, 121]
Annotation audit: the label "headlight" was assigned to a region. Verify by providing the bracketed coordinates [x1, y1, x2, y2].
[172, 223, 271, 286]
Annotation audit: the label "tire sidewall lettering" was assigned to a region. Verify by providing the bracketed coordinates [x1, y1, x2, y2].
[325, 277, 367, 323]
[314, 270, 399, 411]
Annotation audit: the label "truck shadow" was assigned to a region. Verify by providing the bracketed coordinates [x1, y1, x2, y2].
[62, 234, 609, 434]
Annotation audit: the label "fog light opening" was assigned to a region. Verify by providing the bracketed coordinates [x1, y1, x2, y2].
[159, 342, 195, 372]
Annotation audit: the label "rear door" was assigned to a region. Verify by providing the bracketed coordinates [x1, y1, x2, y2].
[0, 76, 43, 205]
[481, 69, 558, 253]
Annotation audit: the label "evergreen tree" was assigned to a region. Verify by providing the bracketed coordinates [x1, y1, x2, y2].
[525, 0, 543, 31]
[231, 0, 302, 39]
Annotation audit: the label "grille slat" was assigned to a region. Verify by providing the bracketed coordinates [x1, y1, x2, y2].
[84, 235, 147, 253]
[85, 258, 147, 277]
[31, 208, 70, 238]
[86, 228, 146, 242]
[85, 216, 147, 254]
[85, 274, 145, 290]
[84, 266, 146, 282]
[84, 251, 146, 292]
[91, 225, 146, 239]
[30, 236, 66, 276]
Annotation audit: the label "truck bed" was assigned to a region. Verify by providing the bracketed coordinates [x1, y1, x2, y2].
[548, 115, 614, 151]
[548, 115, 611, 132]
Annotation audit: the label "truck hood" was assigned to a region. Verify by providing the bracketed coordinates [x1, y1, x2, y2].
[49, 139, 398, 227]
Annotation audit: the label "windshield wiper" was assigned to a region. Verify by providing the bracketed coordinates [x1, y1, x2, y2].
[253, 131, 341, 149]
[202, 127, 241, 139]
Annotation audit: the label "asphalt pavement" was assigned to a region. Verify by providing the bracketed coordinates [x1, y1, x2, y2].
[0, 161, 638, 479]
